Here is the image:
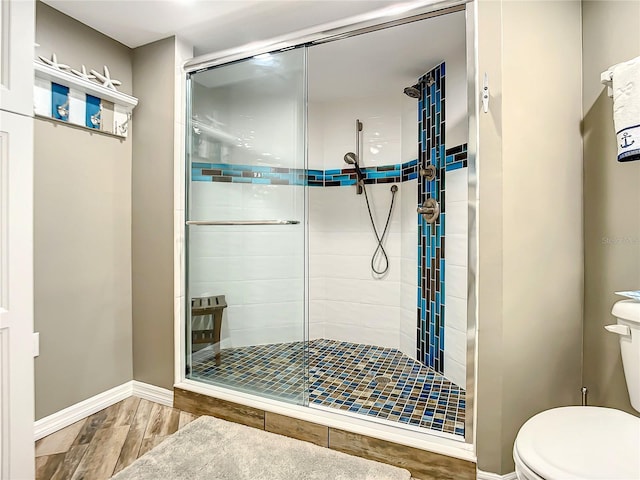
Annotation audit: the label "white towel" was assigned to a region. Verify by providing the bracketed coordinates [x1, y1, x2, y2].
[607, 55, 640, 162]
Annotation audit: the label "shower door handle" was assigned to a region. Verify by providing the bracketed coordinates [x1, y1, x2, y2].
[186, 220, 300, 226]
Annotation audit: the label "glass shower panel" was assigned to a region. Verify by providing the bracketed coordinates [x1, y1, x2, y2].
[185, 48, 307, 405]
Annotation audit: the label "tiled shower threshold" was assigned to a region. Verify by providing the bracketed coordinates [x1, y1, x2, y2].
[189, 338, 465, 438]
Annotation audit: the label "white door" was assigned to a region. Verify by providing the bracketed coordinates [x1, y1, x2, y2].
[0, 1, 35, 479]
[0, 113, 34, 480]
[0, 1, 36, 116]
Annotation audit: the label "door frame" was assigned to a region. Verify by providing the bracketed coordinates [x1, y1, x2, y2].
[0, 112, 35, 480]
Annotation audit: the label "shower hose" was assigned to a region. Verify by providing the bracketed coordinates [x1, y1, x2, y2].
[361, 183, 398, 276]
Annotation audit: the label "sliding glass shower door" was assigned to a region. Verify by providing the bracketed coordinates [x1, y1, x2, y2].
[185, 48, 307, 404]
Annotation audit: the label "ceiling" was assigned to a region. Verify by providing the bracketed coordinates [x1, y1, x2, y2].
[307, 11, 465, 101]
[41, 0, 401, 55]
[42, 1, 466, 103]
[189, 10, 465, 103]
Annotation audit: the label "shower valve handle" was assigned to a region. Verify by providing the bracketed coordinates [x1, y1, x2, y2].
[417, 198, 440, 224]
[420, 165, 437, 181]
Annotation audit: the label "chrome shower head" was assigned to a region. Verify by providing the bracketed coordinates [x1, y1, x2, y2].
[403, 83, 421, 99]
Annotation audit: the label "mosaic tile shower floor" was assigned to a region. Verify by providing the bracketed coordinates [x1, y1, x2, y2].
[189, 338, 465, 437]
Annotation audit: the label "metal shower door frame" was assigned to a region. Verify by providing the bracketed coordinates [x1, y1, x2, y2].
[176, 0, 478, 447]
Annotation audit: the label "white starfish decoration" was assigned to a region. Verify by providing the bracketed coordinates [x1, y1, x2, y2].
[70, 65, 95, 81]
[90, 65, 122, 91]
[38, 53, 70, 71]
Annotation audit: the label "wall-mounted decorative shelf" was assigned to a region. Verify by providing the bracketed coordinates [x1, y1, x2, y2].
[34, 60, 138, 138]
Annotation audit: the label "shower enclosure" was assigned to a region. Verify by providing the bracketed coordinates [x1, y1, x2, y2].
[182, 3, 475, 445]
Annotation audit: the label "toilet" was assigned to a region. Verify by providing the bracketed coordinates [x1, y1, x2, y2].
[513, 299, 640, 480]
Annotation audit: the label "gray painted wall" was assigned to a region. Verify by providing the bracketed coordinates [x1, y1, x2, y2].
[476, 1, 584, 474]
[131, 37, 177, 389]
[35, 1, 182, 416]
[35, 2, 132, 95]
[582, 0, 640, 416]
[34, 2, 134, 420]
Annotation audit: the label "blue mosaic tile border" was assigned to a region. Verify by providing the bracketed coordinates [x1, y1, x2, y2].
[192, 158, 422, 186]
[445, 144, 468, 171]
[401, 159, 419, 181]
[306, 169, 325, 187]
[192, 162, 307, 185]
[417, 62, 446, 374]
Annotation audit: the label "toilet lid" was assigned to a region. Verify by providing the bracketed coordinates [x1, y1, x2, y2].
[515, 407, 640, 480]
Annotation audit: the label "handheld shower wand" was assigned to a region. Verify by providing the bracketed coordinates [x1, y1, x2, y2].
[343, 152, 364, 181]
[342, 120, 397, 277]
[343, 119, 364, 195]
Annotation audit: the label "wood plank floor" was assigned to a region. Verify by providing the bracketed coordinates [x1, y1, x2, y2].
[35, 397, 198, 480]
[37, 395, 427, 480]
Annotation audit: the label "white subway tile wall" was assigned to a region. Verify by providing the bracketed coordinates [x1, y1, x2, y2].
[443, 167, 468, 388]
[400, 179, 419, 360]
[312, 97, 404, 169]
[189, 91, 467, 387]
[189, 180, 305, 349]
[307, 96, 413, 350]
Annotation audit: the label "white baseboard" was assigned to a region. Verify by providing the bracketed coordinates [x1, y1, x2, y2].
[132, 381, 173, 407]
[477, 470, 517, 480]
[34, 382, 132, 441]
[35, 380, 174, 440]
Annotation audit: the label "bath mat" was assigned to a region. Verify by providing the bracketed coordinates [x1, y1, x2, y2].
[111, 415, 411, 480]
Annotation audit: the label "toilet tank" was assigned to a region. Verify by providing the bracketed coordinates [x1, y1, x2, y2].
[610, 300, 640, 413]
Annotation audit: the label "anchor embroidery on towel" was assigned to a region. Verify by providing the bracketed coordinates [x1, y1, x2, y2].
[621, 132, 635, 148]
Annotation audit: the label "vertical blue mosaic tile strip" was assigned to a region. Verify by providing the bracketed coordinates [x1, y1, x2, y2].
[417, 62, 446, 374]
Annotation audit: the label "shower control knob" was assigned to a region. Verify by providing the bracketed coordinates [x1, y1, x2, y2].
[417, 198, 440, 224]
[420, 165, 437, 181]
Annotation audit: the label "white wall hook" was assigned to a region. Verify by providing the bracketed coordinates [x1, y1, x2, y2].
[118, 112, 131, 135]
[482, 73, 489, 113]
[600, 70, 614, 97]
[604, 324, 631, 335]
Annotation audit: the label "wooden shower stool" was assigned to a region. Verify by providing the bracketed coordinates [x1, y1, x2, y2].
[191, 295, 227, 366]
